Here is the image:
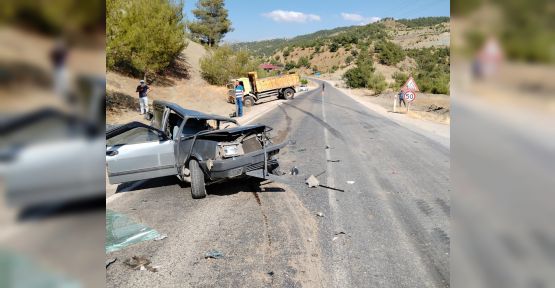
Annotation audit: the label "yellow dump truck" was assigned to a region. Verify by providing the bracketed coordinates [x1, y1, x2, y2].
[227, 72, 300, 106]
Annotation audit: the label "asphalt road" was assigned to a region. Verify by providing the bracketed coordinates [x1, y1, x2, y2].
[106, 82, 450, 287]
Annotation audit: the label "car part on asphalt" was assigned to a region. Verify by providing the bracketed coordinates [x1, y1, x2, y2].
[305, 175, 319, 188]
[319, 184, 345, 192]
[205, 250, 224, 259]
[154, 235, 168, 241]
[105, 210, 161, 253]
[106, 258, 117, 269]
[290, 166, 299, 175]
[124, 256, 158, 272]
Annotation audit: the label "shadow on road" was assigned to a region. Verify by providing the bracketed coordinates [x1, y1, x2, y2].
[208, 177, 285, 197]
[115, 176, 187, 193]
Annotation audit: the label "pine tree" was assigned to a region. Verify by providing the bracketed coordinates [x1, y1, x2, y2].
[106, 0, 187, 78]
[188, 0, 233, 47]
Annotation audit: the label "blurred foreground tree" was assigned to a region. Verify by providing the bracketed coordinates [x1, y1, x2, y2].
[189, 0, 232, 47]
[106, 0, 187, 79]
[0, 0, 105, 36]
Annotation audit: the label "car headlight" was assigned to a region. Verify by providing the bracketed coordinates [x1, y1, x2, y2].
[222, 144, 239, 157]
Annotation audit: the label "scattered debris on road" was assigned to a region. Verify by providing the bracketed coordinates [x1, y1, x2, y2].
[124, 256, 158, 272]
[316, 212, 325, 217]
[327, 160, 341, 163]
[290, 167, 299, 175]
[305, 174, 345, 191]
[106, 210, 162, 253]
[154, 234, 168, 241]
[305, 175, 320, 188]
[319, 184, 345, 192]
[332, 231, 347, 242]
[346, 181, 355, 184]
[106, 258, 117, 269]
[205, 250, 224, 259]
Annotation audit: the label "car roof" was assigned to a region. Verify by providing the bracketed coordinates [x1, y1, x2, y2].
[153, 100, 238, 124]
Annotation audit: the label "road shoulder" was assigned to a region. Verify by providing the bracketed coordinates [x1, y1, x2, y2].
[315, 78, 450, 148]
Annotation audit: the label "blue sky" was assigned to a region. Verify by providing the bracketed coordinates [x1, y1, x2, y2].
[184, 0, 450, 42]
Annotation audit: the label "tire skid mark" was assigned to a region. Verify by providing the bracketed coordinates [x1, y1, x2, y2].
[416, 199, 434, 216]
[282, 101, 345, 141]
[432, 227, 450, 247]
[435, 198, 451, 216]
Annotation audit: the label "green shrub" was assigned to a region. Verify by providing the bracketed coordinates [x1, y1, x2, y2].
[297, 56, 310, 68]
[392, 71, 408, 89]
[343, 46, 375, 88]
[200, 46, 258, 85]
[329, 42, 339, 52]
[283, 48, 291, 57]
[284, 61, 297, 70]
[367, 72, 387, 94]
[375, 40, 405, 65]
[300, 79, 308, 85]
[407, 47, 450, 94]
[345, 55, 354, 65]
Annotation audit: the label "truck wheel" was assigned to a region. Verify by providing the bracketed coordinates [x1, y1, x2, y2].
[190, 159, 206, 199]
[284, 88, 295, 99]
[243, 96, 255, 107]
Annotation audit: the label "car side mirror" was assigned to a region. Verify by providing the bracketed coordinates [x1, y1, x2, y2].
[145, 112, 154, 121]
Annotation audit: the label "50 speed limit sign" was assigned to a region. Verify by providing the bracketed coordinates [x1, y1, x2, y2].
[403, 91, 416, 102]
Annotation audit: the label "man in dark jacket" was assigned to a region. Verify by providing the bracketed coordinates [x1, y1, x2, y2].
[136, 80, 152, 114]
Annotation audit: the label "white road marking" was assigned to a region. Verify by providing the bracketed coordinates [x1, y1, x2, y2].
[321, 86, 351, 287]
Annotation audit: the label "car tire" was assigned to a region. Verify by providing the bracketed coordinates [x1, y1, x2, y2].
[190, 159, 207, 199]
[243, 96, 255, 107]
[284, 88, 295, 99]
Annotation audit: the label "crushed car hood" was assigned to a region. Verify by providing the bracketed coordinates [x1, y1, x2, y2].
[195, 124, 267, 140]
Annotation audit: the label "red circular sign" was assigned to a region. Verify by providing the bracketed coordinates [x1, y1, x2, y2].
[404, 91, 416, 102]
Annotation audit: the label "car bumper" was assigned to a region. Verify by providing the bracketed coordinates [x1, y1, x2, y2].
[201, 142, 286, 180]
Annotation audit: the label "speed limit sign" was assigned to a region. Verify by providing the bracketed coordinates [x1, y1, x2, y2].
[404, 91, 416, 102]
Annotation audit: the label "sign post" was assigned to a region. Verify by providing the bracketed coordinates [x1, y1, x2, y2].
[393, 93, 398, 113]
[400, 76, 419, 114]
[403, 90, 416, 113]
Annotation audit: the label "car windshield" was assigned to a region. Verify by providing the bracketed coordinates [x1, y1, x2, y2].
[182, 118, 212, 136]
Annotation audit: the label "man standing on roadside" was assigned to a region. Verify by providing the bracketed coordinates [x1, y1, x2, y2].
[136, 80, 152, 115]
[398, 90, 406, 107]
[234, 80, 244, 117]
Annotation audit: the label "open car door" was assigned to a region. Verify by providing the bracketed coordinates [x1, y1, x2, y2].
[106, 122, 176, 184]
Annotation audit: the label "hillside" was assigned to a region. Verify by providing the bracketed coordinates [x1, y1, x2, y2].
[232, 17, 449, 57]
[233, 17, 450, 95]
[106, 40, 233, 124]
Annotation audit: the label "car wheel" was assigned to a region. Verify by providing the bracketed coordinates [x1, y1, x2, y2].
[284, 88, 295, 99]
[190, 159, 206, 199]
[243, 96, 255, 107]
